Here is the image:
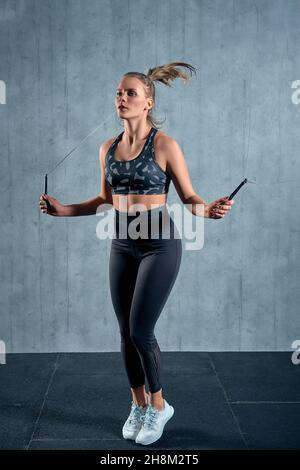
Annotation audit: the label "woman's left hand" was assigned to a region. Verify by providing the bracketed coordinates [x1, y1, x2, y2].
[204, 196, 234, 219]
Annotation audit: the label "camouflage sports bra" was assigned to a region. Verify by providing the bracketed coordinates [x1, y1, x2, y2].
[104, 127, 171, 195]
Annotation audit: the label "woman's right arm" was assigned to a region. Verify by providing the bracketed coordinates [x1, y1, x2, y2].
[39, 141, 114, 217]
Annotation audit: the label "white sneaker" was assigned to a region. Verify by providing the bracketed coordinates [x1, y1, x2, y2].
[135, 398, 174, 445]
[122, 394, 150, 440]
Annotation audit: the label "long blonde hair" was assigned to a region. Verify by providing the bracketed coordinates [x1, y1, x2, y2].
[121, 62, 197, 129]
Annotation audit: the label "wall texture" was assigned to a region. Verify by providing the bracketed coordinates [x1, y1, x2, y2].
[0, 0, 299, 352]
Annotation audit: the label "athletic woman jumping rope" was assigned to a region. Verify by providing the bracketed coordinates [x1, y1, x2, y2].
[39, 62, 234, 446]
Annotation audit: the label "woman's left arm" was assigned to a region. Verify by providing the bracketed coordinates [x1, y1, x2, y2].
[162, 136, 234, 219]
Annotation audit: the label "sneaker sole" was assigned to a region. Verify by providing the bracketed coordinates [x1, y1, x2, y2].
[122, 428, 142, 440]
[135, 405, 174, 445]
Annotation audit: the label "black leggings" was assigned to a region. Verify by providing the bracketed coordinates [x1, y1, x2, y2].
[108, 204, 182, 393]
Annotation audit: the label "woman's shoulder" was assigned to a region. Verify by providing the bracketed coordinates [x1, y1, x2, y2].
[101, 134, 120, 155]
[154, 128, 177, 149]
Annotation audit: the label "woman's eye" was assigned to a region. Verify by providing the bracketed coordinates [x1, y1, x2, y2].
[116, 91, 136, 96]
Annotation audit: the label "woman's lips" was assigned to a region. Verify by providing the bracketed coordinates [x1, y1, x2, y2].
[119, 106, 128, 110]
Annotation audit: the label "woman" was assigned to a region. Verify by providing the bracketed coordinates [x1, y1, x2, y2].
[39, 62, 234, 446]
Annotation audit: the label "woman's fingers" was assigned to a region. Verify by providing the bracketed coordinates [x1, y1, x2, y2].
[220, 205, 231, 212]
[219, 200, 234, 209]
[215, 200, 234, 212]
[39, 194, 48, 213]
[211, 200, 234, 217]
[215, 207, 229, 214]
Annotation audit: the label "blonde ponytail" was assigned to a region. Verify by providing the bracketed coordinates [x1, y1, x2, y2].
[122, 62, 197, 129]
[146, 62, 197, 87]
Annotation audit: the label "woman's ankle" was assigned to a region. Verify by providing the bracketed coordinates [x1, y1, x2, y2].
[134, 392, 149, 407]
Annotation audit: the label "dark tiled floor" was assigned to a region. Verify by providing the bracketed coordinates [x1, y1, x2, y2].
[0, 352, 299, 450]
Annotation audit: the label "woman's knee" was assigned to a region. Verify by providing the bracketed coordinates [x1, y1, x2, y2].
[129, 330, 143, 348]
[130, 330, 156, 351]
[119, 327, 132, 344]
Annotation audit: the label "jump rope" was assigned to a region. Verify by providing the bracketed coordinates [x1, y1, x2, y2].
[42, 110, 256, 210]
[43, 110, 116, 211]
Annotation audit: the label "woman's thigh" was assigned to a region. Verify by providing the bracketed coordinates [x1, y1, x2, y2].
[108, 240, 139, 336]
[129, 239, 182, 347]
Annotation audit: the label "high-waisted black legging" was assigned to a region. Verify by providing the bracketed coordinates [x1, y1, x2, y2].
[108, 204, 182, 393]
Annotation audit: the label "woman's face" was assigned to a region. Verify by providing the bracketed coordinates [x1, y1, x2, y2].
[115, 76, 153, 120]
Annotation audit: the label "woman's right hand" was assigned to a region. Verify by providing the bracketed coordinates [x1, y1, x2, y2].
[39, 194, 66, 217]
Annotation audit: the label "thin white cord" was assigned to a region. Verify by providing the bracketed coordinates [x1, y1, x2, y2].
[46, 110, 116, 176]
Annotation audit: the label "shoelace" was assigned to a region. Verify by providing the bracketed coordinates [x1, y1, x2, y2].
[143, 405, 159, 429]
[128, 402, 147, 425]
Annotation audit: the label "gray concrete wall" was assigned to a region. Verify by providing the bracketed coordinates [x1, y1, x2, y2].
[0, 0, 299, 352]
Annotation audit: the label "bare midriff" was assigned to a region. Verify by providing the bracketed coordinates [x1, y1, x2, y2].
[112, 194, 168, 214]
